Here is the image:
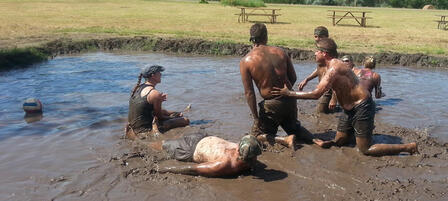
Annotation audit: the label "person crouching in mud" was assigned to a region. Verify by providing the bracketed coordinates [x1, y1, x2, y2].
[126, 65, 190, 139]
[147, 134, 262, 177]
[271, 38, 418, 156]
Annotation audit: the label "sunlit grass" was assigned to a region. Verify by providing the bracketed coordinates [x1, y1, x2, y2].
[0, 0, 446, 56]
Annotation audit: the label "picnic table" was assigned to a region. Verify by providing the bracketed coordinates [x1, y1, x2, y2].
[435, 15, 447, 30]
[328, 10, 372, 27]
[236, 7, 281, 23]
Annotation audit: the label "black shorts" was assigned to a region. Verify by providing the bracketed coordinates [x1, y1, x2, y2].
[254, 97, 301, 136]
[162, 133, 207, 162]
[317, 89, 333, 113]
[337, 97, 375, 138]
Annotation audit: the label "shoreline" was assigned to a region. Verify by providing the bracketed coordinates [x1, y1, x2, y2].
[1, 36, 448, 71]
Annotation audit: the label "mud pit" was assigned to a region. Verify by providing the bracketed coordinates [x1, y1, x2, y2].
[0, 52, 447, 201]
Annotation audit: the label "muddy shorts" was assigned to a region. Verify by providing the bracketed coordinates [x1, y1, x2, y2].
[317, 89, 333, 113]
[162, 133, 207, 162]
[253, 97, 301, 136]
[337, 97, 375, 138]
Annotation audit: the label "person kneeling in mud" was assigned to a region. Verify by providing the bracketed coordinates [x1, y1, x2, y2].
[271, 38, 418, 156]
[147, 134, 262, 177]
[126, 65, 190, 139]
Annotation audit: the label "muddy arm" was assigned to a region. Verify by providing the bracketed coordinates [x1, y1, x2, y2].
[240, 61, 258, 120]
[298, 69, 318, 91]
[158, 161, 229, 177]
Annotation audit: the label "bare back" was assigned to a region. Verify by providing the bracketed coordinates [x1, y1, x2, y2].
[319, 59, 370, 110]
[193, 136, 239, 163]
[240, 45, 296, 99]
[353, 68, 382, 98]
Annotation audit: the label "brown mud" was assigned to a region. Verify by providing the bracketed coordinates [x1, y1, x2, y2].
[1, 36, 448, 71]
[107, 104, 448, 201]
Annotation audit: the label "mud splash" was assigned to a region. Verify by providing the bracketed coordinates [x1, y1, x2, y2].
[1, 36, 448, 71]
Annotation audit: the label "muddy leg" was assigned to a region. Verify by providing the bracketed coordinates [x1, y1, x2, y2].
[315, 131, 349, 149]
[159, 117, 190, 132]
[356, 137, 418, 156]
[257, 134, 295, 149]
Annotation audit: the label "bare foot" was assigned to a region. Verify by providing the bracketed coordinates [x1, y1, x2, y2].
[407, 142, 419, 155]
[313, 138, 333, 149]
[285, 135, 296, 149]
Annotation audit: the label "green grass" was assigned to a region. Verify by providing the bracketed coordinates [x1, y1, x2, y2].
[0, 0, 446, 56]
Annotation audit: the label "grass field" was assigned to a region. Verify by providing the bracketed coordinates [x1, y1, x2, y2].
[0, 0, 447, 55]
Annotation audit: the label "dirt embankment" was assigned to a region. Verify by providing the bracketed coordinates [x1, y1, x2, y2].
[1, 36, 448, 71]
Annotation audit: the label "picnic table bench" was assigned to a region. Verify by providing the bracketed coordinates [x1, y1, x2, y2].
[236, 7, 281, 23]
[435, 15, 447, 30]
[328, 10, 372, 27]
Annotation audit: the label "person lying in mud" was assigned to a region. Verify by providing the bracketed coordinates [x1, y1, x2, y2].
[352, 56, 385, 99]
[147, 133, 262, 177]
[271, 38, 418, 156]
[126, 65, 190, 139]
[297, 26, 337, 114]
[240, 23, 324, 149]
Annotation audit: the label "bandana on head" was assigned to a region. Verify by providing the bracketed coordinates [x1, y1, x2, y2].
[238, 135, 262, 161]
[141, 65, 165, 78]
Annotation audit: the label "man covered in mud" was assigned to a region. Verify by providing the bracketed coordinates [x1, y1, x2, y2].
[240, 23, 322, 148]
[147, 134, 262, 177]
[352, 56, 384, 99]
[271, 38, 418, 156]
[298, 26, 337, 113]
[126, 65, 190, 139]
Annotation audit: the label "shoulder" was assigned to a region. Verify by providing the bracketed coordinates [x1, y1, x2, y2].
[147, 88, 162, 99]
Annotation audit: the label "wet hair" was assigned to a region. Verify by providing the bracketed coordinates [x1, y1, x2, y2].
[249, 23, 268, 44]
[364, 56, 376, 69]
[314, 26, 329, 38]
[130, 65, 165, 97]
[238, 135, 262, 162]
[316, 38, 338, 58]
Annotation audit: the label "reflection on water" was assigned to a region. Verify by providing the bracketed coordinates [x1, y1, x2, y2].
[0, 52, 447, 199]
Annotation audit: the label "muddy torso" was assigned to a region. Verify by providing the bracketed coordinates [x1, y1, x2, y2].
[356, 69, 377, 93]
[193, 136, 238, 163]
[327, 60, 370, 111]
[244, 45, 292, 100]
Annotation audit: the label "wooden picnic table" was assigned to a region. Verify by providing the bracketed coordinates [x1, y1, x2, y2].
[328, 10, 372, 27]
[435, 15, 448, 30]
[236, 7, 281, 24]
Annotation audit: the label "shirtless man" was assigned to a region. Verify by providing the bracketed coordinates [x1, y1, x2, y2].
[240, 23, 319, 148]
[352, 56, 384, 99]
[147, 133, 262, 177]
[298, 26, 337, 113]
[271, 38, 418, 156]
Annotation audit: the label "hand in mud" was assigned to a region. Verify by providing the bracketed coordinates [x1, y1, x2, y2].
[298, 80, 307, 91]
[271, 84, 291, 97]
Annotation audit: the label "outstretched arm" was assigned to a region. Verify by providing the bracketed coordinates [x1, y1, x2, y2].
[158, 161, 230, 177]
[272, 67, 335, 100]
[298, 69, 318, 91]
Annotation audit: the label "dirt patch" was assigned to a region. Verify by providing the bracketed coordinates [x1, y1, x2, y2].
[1, 36, 448, 71]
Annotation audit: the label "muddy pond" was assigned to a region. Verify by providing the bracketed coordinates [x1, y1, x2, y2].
[0, 52, 447, 201]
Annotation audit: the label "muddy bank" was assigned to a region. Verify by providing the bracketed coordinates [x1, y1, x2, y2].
[1, 36, 447, 71]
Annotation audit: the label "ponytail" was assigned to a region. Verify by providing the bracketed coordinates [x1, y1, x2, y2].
[130, 73, 143, 97]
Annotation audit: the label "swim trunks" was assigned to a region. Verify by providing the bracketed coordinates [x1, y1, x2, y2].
[162, 133, 208, 162]
[337, 97, 375, 138]
[253, 97, 301, 136]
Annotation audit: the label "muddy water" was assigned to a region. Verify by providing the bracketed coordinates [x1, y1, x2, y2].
[0, 52, 447, 201]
